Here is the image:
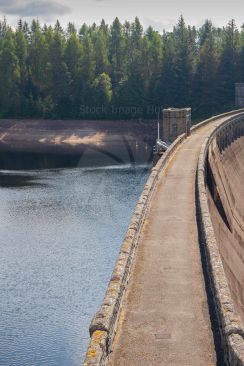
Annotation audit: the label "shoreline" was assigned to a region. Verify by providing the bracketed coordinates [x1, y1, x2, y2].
[0, 119, 157, 155]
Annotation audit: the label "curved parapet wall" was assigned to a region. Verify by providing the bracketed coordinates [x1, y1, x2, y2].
[197, 115, 244, 365]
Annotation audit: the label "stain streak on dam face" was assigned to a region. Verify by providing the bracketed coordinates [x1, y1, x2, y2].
[207, 124, 244, 323]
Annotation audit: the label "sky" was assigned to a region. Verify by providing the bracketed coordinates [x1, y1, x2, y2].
[0, 0, 243, 31]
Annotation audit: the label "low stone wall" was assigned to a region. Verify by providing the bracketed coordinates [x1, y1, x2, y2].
[83, 108, 244, 366]
[196, 113, 244, 365]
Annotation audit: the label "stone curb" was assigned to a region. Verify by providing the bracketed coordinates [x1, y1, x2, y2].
[196, 111, 244, 365]
[83, 107, 244, 366]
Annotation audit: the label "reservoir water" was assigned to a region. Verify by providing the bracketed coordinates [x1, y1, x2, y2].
[0, 164, 150, 366]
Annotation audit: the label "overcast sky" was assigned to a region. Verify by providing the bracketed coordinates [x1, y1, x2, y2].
[0, 0, 243, 31]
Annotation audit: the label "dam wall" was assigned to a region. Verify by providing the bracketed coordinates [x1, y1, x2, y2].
[197, 115, 244, 365]
[208, 122, 244, 322]
[83, 109, 244, 366]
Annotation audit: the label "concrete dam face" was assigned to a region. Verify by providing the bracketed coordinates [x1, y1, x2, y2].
[207, 120, 244, 323]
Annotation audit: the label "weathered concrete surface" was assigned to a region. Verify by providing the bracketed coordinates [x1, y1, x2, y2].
[196, 116, 244, 366]
[208, 135, 244, 324]
[106, 121, 232, 366]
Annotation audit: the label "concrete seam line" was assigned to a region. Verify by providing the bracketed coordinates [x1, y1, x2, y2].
[83, 108, 244, 366]
[196, 112, 244, 365]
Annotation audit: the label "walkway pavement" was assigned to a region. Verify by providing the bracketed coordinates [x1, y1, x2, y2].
[108, 119, 230, 366]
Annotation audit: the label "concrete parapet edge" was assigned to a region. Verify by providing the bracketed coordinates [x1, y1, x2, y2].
[191, 107, 244, 134]
[83, 107, 244, 366]
[196, 111, 244, 365]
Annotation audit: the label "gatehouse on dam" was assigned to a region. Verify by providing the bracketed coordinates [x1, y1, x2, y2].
[84, 109, 244, 366]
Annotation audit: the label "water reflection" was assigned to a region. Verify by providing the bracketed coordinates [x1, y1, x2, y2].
[0, 137, 153, 170]
[0, 172, 47, 188]
[0, 164, 151, 366]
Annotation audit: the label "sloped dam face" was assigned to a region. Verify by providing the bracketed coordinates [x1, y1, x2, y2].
[207, 129, 244, 323]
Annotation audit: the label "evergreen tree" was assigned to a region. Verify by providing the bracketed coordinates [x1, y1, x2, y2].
[64, 29, 83, 116]
[145, 28, 163, 109]
[193, 21, 218, 116]
[81, 33, 96, 85]
[15, 21, 29, 116]
[28, 20, 49, 102]
[238, 25, 244, 82]
[217, 20, 239, 108]
[110, 18, 125, 86]
[0, 17, 242, 119]
[155, 32, 176, 107]
[173, 16, 194, 106]
[79, 32, 96, 112]
[93, 72, 112, 108]
[94, 26, 110, 75]
[50, 22, 71, 117]
[0, 29, 20, 116]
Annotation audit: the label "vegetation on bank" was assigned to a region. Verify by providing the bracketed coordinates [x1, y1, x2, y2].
[0, 16, 243, 120]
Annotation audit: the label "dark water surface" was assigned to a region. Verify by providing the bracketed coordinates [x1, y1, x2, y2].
[0, 165, 150, 366]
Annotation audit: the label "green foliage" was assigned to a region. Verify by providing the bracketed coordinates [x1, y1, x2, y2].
[0, 16, 244, 119]
[110, 17, 126, 86]
[193, 21, 218, 115]
[0, 28, 20, 117]
[93, 72, 112, 106]
[216, 20, 239, 108]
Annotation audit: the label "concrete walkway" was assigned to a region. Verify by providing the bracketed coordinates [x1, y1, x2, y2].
[108, 120, 230, 366]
